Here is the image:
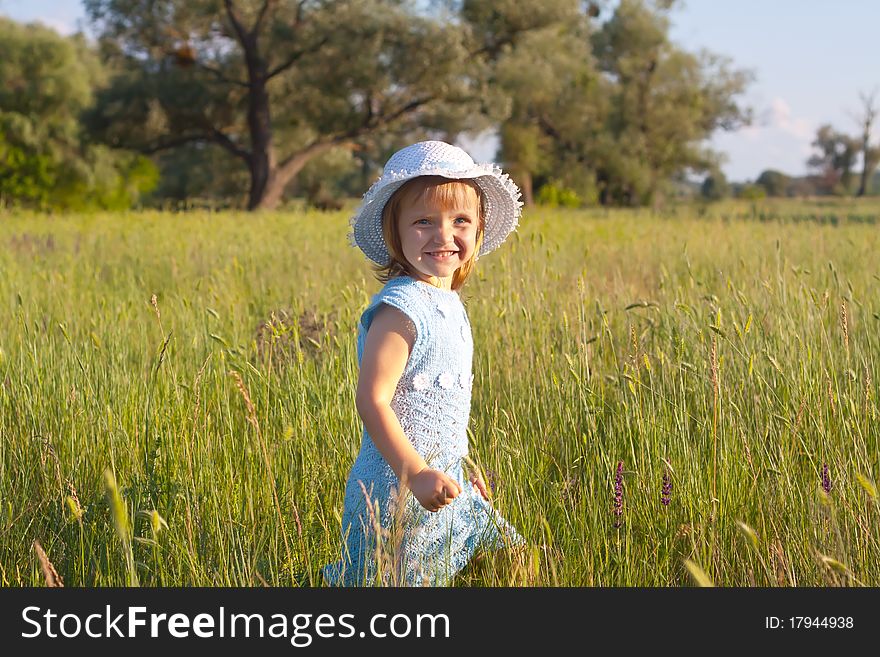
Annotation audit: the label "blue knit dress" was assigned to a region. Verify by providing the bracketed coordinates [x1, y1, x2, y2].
[323, 275, 524, 586]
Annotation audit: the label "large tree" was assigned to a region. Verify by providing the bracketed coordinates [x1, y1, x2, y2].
[493, 16, 605, 205]
[84, 1, 472, 210]
[755, 169, 792, 197]
[83, 0, 569, 210]
[807, 124, 860, 194]
[455, 0, 602, 206]
[494, 0, 751, 206]
[0, 17, 155, 210]
[590, 0, 750, 205]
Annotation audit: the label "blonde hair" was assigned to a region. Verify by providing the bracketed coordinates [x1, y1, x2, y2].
[372, 176, 485, 292]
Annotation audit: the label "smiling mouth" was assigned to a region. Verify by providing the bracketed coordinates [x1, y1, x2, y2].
[426, 251, 459, 258]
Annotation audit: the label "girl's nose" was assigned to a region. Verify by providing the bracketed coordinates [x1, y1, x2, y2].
[436, 221, 454, 243]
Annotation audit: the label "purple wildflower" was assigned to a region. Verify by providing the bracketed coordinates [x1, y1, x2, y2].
[822, 463, 832, 494]
[485, 469, 497, 494]
[661, 469, 672, 507]
[613, 461, 624, 527]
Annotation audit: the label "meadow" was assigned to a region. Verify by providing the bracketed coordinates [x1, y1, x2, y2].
[1, 198, 878, 586]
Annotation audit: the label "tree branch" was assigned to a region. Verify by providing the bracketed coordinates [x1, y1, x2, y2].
[223, 0, 249, 47]
[196, 61, 249, 88]
[209, 127, 252, 162]
[537, 114, 586, 163]
[365, 89, 376, 125]
[139, 134, 216, 155]
[266, 35, 331, 80]
[466, 26, 534, 61]
[251, 0, 275, 40]
[536, 114, 561, 141]
[276, 139, 346, 178]
[266, 93, 434, 201]
[467, 39, 511, 61]
[267, 92, 435, 192]
[362, 95, 436, 133]
[138, 128, 251, 164]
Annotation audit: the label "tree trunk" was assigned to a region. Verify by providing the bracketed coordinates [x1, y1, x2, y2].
[254, 141, 348, 210]
[519, 170, 534, 206]
[858, 135, 870, 196]
[856, 91, 877, 196]
[597, 170, 610, 205]
[246, 75, 274, 210]
[256, 169, 296, 210]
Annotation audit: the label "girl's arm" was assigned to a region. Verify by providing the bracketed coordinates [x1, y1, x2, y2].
[355, 304, 461, 511]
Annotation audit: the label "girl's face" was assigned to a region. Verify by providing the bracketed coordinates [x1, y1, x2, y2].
[395, 184, 480, 284]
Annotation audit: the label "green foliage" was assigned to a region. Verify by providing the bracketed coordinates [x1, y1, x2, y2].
[500, 122, 551, 203]
[0, 18, 155, 210]
[297, 148, 362, 209]
[0, 126, 56, 207]
[737, 183, 767, 201]
[148, 144, 250, 207]
[83, 149, 160, 211]
[83, 0, 540, 208]
[592, 0, 750, 204]
[73, 1, 753, 209]
[808, 124, 860, 195]
[756, 169, 792, 197]
[494, 0, 751, 207]
[700, 171, 729, 201]
[535, 181, 582, 208]
[493, 10, 605, 203]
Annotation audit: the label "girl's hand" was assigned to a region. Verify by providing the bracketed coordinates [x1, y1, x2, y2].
[409, 468, 462, 512]
[469, 472, 490, 501]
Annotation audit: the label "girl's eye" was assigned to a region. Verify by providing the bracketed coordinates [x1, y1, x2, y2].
[414, 217, 471, 225]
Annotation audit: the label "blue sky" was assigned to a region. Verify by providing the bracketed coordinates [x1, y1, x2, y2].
[2, 0, 877, 182]
[669, 0, 879, 181]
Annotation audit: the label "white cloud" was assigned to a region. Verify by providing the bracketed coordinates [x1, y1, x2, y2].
[711, 96, 818, 180]
[770, 97, 814, 140]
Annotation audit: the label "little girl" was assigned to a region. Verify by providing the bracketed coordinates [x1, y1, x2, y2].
[323, 140, 525, 587]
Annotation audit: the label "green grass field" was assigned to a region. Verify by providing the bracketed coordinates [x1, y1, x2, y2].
[1, 199, 878, 586]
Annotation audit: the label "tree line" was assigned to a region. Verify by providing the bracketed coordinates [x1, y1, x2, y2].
[2, 1, 756, 211]
[799, 93, 879, 197]
[702, 92, 880, 201]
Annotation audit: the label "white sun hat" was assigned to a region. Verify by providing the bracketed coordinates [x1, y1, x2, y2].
[349, 140, 523, 265]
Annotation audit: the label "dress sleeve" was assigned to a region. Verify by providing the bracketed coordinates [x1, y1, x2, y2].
[359, 279, 427, 374]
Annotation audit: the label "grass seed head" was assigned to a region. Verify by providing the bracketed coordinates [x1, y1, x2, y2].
[33, 540, 63, 587]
